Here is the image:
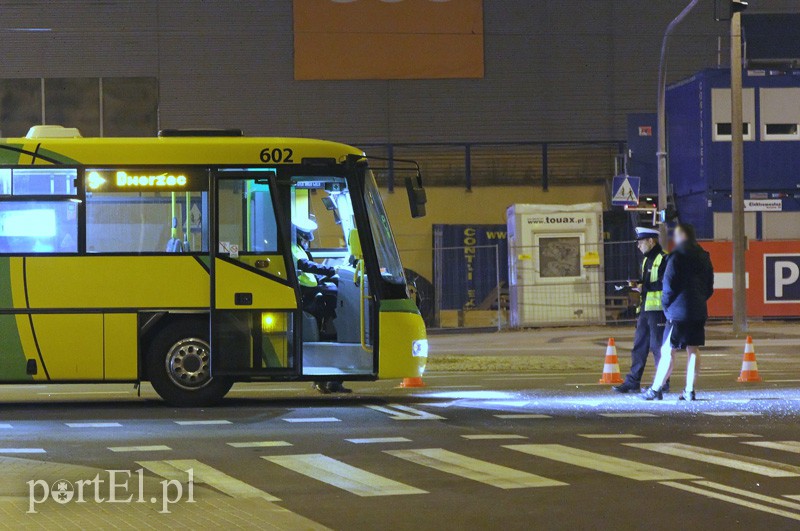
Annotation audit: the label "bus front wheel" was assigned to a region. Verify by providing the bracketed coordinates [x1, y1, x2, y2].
[147, 320, 233, 407]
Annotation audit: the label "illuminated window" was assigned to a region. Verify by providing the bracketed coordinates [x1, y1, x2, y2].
[0, 168, 77, 196]
[0, 201, 78, 253]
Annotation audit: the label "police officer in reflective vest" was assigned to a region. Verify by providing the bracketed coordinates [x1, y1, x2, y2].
[613, 227, 670, 393]
[292, 218, 338, 324]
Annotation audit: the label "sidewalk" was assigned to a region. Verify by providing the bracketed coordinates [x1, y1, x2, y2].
[427, 320, 800, 373]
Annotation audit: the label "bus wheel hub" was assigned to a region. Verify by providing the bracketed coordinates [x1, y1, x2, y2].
[166, 338, 211, 390]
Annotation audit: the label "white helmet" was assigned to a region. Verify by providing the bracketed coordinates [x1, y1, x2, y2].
[293, 218, 318, 241]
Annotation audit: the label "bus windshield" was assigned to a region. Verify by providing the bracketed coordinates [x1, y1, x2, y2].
[364, 170, 405, 286]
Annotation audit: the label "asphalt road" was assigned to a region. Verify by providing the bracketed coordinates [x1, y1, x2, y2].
[1, 327, 800, 529]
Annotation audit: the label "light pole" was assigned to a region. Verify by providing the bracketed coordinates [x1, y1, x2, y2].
[657, 0, 700, 248]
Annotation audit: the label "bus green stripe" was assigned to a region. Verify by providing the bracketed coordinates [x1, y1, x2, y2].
[0, 258, 31, 380]
[380, 299, 420, 314]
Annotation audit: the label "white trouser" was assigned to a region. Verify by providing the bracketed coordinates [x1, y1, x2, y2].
[651, 322, 700, 392]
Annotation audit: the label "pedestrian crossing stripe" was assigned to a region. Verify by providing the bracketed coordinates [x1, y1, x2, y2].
[346, 437, 412, 444]
[504, 444, 699, 481]
[696, 433, 761, 438]
[694, 481, 800, 512]
[138, 459, 280, 501]
[626, 443, 800, 478]
[386, 448, 567, 489]
[227, 441, 293, 448]
[461, 434, 528, 440]
[578, 434, 643, 439]
[108, 445, 171, 453]
[366, 404, 445, 420]
[263, 454, 427, 497]
[493, 414, 551, 419]
[661, 481, 800, 522]
[744, 441, 800, 454]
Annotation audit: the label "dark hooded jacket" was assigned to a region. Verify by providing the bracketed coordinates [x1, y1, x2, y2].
[662, 240, 714, 321]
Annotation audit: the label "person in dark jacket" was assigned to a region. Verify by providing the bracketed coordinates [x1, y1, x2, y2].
[612, 227, 669, 393]
[644, 223, 714, 401]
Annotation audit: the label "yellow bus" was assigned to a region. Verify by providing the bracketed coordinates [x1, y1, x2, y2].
[0, 126, 428, 406]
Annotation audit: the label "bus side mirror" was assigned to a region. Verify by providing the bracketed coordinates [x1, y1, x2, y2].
[348, 229, 363, 261]
[405, 173, 427, 219]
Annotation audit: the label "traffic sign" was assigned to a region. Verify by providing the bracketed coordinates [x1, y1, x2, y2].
[611, 175, 640, 207]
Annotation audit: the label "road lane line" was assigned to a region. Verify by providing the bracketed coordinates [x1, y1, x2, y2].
[263, 454, 427, 497]
[626, 443, 800, 477]
[386, 448, 567, 489]
[461, 434, 528, 440]
[345, 437, 412, 444]
[0, 448, 45, 453]
[505, 444, 699, 481]
[578, 434, 643, 439]
[660, 481, 800, 522]
[786, 495, 800, 501]
[108, 445, 171, 453]
[744, 441, 800, 454]
[283, 417, 341, 423]
[65, 422, 122, 428]
[696, 433, 762, 438]
[600, 413, 658, 418]
[174, 420, 232, 425]
[703, 412, 762, 417]
[494, 414, 551, 419]
[695, 480, 800, 511]
[167, 459, 281, 501]
[227, 441, 293, 448]
[366, 405, 444, 420]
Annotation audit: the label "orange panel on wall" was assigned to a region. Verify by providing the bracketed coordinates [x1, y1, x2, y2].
[293, 0, 484, 80]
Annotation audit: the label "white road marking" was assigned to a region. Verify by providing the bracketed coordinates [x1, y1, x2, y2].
[108, 445, 171, 453]
[493, 414, 551, 419]
[626, 443, 800, 477]
[386, 448, 567, 489]
[696, 433, 762, 438]
[786, 495, 800, 501]
[578, 434, 643, 439]
[0, 448, 45, 453]
[505, 444, 699, 481]
[283, 417, 341, 423]
[366, 405, 444, 421]
[227, 441, 293, 448]
[600, 413, 658, 418]
[174, 420, 232, 425]
[461, 434, 528, 440]
[695, 480, 800, 511]
[703, 412, 762, 417]
[660, 481, 800, 522]
[0, 424, 12, 429]
[346, 437, 412, 444]
[744, 441, 800, 454]
[263, 454, 426, 497]
[141, 459, 281, 501]
[65, 422, 122, 428]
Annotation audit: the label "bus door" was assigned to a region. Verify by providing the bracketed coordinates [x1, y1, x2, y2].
[209, 170, 300, 377]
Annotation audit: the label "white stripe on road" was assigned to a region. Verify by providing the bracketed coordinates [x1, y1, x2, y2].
[696, 433, 762, 438]
[744, 441, 800, 454]
[263, 454, 427, 497]
[786, 495, 800, 501]
[0, 424, 11, 429]
[703, 412, 762, 417]
[493, 414, 551, 419]
[0, 448, 45, 453]
[65, 422, 122, 428]
[283, 417, 341, 423]
[578, 434, 643, 439]
[142, 459, 281, 501]
[108, 445, 171, 453]
[504, 444, 698, 481]
[660, 481, 800, 522]
[227, 441, 293, 448]
[174, 420, 232, 425]
[600, 413, 658, 418]
[695, 480, 800, 511]
[461, 434, 528, 440]
[386, 448, 567, 489]
[366, 405, 444, 420]
[346, 437, 412, 444]
[626, 443, 800, 477]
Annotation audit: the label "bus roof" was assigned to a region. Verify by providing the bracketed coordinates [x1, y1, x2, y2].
[0, 135, 365, 166]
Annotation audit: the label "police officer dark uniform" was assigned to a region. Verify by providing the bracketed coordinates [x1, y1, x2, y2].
[613, 227, 669, 393]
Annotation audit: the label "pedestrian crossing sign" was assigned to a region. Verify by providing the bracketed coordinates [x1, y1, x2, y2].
[611, 175, 640, 207]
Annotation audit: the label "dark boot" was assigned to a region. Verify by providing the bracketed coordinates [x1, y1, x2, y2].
[326, 381, 352, 394]
[678, 390, 696, 401]
[612, 381, 641, 394]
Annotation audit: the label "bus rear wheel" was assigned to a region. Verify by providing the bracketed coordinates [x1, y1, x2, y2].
[147, 320, 233, 407]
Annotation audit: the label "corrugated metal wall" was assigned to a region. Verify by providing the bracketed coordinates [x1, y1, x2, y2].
[0, 0, 797, 145]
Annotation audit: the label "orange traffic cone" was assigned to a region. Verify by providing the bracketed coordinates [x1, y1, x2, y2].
[599, 338, 624, 384]
[737, 336, 762, 382]
[400, 377, 425, 388]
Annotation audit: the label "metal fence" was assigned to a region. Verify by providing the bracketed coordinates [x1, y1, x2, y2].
[363, 141, 625, 190]
[401, 239, 642, 330]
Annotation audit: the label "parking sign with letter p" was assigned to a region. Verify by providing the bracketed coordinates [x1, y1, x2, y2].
[765, 254, 800, 303]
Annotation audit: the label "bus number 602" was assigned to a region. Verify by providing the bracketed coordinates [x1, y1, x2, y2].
[260, 148, 294, 163]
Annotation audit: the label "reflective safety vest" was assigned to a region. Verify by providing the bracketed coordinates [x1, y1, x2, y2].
[292, 244, 318, 288]
[642, 252, 665, 312]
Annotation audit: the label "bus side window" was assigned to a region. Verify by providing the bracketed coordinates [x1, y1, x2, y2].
[0, 201, 78, 254]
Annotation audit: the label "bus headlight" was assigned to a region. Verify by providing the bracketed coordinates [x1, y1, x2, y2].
[412, 339, 428, 358]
